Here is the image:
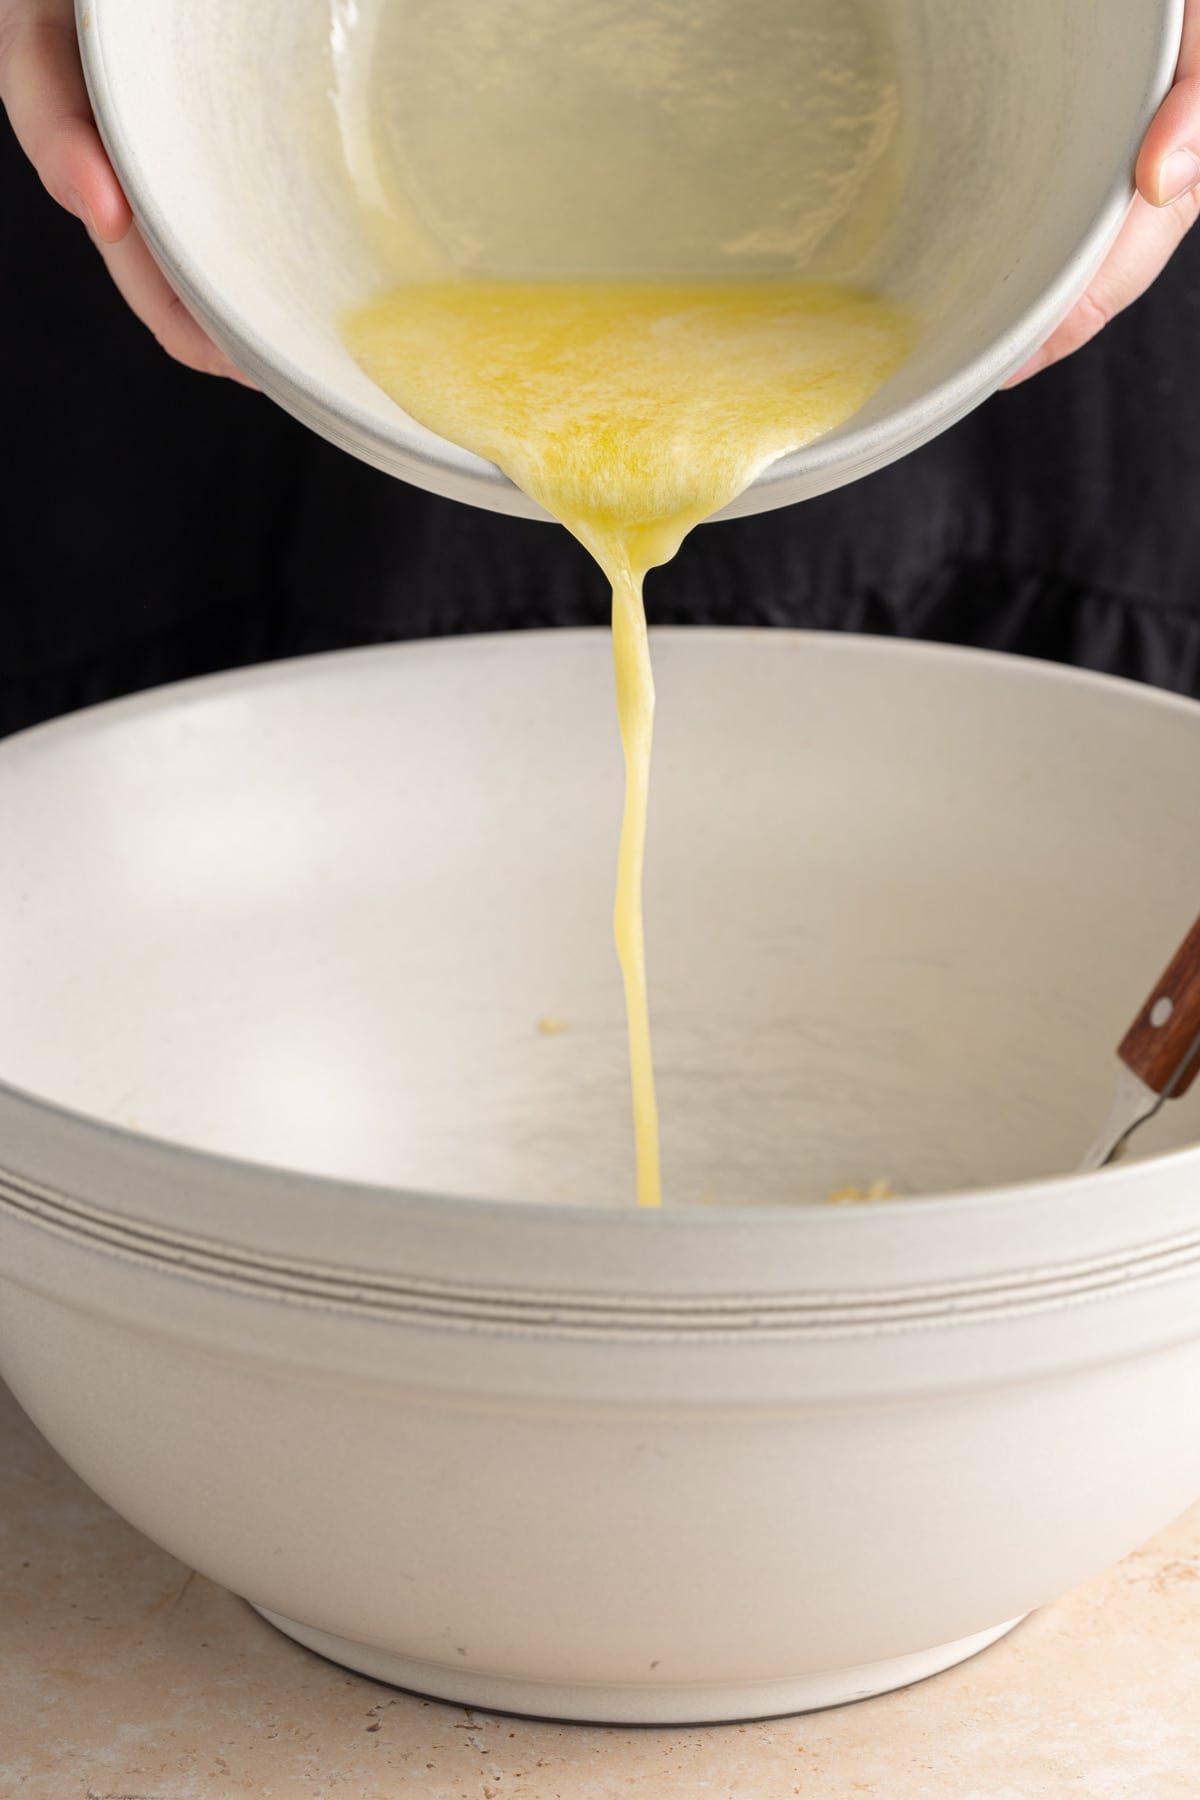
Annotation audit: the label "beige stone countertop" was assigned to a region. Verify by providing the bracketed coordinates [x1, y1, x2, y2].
[2, 1378, 1198, 1800]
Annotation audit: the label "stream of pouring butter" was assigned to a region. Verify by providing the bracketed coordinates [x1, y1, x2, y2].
[345, 281, 913, 1207]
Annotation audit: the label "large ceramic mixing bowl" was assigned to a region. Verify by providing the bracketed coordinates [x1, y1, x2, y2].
[1, 632, 1199, 1722]
[77, 0, 1182, 517]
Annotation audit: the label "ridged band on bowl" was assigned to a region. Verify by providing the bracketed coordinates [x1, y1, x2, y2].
[5, 1159, 1200, 1341]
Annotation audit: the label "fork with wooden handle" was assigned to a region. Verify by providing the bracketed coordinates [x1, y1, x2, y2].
[1082, 910, 1200, 1172]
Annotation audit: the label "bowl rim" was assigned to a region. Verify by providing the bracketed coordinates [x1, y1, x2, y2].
[1, 625, 1198, 1237]
[76, 0, 1186, 518]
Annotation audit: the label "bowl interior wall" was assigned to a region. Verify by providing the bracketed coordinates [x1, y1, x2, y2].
[2, 632, 1197, 1207]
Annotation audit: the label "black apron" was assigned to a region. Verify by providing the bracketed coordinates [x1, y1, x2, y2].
[5, 111, 1200, 738]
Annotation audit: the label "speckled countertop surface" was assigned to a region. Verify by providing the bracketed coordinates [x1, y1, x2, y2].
[2, 1378, 1198, 1799]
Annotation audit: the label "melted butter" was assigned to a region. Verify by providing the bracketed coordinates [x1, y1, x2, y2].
[345, 279, 913, 1207]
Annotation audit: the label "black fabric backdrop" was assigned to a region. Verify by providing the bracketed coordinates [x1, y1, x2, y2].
[5, 109, 1200, 738]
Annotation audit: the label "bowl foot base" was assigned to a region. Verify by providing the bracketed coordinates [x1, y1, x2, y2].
[251, 1605, 1025, 1724]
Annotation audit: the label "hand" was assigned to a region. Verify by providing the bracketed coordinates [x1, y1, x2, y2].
[0, 0, 248, 380]
[1006, 7, 1200, 387]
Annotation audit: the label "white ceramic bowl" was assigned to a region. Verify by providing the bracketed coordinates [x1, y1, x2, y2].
[78, 0, 1182, 519]
[1, 631, 1199, 1722]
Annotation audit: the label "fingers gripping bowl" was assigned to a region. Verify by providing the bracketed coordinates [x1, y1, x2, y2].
[1, 633, 1200, 1722]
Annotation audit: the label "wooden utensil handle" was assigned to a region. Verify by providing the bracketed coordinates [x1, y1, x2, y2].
[1119, 911, 1200, 1099]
